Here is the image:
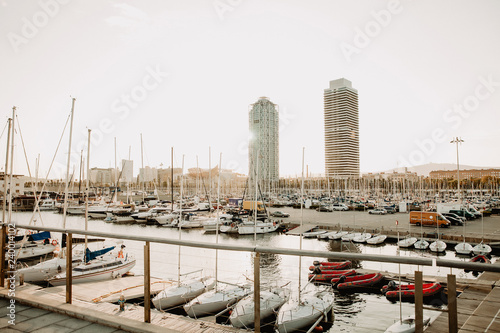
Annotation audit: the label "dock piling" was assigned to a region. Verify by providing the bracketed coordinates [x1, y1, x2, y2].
[415, 270, 423, 332]
[66, 233, 72, 304]
[447, 274, 457, 333]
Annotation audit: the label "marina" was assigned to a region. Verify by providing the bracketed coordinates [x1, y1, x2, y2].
[1, 206, 500, 332]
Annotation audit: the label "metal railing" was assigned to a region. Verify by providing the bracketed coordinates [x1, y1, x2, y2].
[2, 223, 499, 333]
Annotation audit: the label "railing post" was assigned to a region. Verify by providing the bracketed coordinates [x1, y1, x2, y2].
[144, 241, 151, 323]
[66, 233, 72, 304]
[0, 225, 6, 287]
[415, 270, 423, 333]
[447, 274, 458, 333]
[254, 252, 260, 332]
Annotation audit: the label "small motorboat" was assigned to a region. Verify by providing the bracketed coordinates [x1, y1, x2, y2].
[382, 281, 442, 301]
[309, 261, 352, 271]
[413, 239, 429, 250]
[332, 273, 384, 291]
[302, 229, 327, 238]
[308, 269, 356, 282]
[472, 242, 492, 256]
[454, 241, 473, 255]
[366, 234, 387, 245]
[328, 231, 348, 240]
[429, 240, 446, 253]
[352, 232, 372, 243]
[385, 315, 431, 333]
[317, 231, 338, 240]
[397, 237, 418, 248]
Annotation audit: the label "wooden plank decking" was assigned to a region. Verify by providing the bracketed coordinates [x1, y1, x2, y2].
[286, 223, 318, 235]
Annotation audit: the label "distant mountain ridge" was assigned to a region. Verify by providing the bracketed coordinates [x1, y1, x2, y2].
[382, 163, 495, 177]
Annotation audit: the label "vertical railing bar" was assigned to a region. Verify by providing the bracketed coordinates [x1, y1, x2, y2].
[254, 252, 260, 332]
[415, 270, 423, 333]
[448, 274, 458, 333]
[0, 225, 6, 287]
[144, 241, 151, 323]
[66, 233, 72, 304]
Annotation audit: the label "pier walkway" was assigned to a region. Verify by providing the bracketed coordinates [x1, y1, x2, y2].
[424, 260, 500, 333]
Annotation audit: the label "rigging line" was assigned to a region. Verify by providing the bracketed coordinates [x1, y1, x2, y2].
[0, 119, 8, 142]
[26, 112, 71, 228]
[16, 114, 45, 225]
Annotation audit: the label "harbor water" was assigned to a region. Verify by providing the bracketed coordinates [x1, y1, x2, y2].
[10, 209, 495, 332]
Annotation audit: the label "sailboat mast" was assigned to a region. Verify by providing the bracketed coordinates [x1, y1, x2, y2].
[140, 133, 144, 202]
[2, 117, 12, 225]
[177, 154, 184, 285]
[84, 129, 91, 255]
[208, 147, 212, 212]
[254, 150, 259, 243]
[299, 147, 305, 302]
[8, 107, 16, 224]
[63, 98, 76, 229]
[171, 147, 173, 212]
[215, 153, 222, 290]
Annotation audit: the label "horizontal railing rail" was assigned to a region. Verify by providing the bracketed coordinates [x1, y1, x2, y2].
[4, 223, 500, 272]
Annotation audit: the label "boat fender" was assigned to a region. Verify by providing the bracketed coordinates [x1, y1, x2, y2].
[51, 239, 58, 246]
[231, 223, 235, 228]
[57, 265, 62, 273]
[313, 326, 323, 332]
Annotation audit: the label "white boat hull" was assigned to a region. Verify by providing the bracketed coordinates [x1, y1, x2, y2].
[454, 242, 473, 255]
[48, 258, 136, 286]
[184, 285, 251, 318]
[152, 277, 215, 310]
[18, 257, 82, 282]
[414, 239, 429, 250]
[367, 235, 387, 245]
[385, 315, 430, 333]
[238, 222, 278, 235]
[328, 231, 348, 240]
[230, 289, 288, 328]
[10, 243, 56, 260]
[472, 242, 492, 256]
[276, 291, 334, 333]
[398, 237, 418, 248]
[352, 233, 372, 243]
[429, 240, 446, 253]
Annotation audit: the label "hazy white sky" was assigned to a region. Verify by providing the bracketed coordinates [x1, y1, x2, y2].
[1, 0, 499, 179]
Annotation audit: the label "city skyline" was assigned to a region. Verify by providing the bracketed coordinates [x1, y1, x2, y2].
[1, 1, 500, 179]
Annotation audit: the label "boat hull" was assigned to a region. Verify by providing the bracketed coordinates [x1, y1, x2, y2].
[230, 290, 287, 328]
[48, 259, 136, 286]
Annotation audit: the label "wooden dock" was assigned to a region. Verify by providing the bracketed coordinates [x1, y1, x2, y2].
[424, 262, 500, 332]
[286, 223, 318, 235]
[2, 277, 246, 333]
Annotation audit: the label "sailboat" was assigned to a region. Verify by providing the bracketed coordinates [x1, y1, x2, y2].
[152, 154, 215, 310]
[230, 286, 289, 328]
[275, 148, 335, 333]
[385, 315, 431, 333]
[414, 211, 429, 250]
[429, 213, 446, 253]
[472, 213, 492, 255]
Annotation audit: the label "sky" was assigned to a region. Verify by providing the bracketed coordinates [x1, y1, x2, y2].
[1, 0, 499, 180]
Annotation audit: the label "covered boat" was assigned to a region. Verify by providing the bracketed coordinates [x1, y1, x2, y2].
[331, 273, 384, 291]
[382, 282, 442, 301]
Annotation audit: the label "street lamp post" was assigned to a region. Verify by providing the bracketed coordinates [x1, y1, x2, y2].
[450, 137, 464, 202]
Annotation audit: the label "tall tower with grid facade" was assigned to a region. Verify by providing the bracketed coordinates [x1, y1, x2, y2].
[324, 78, 359, 178]
[248, 97, 279, 195]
